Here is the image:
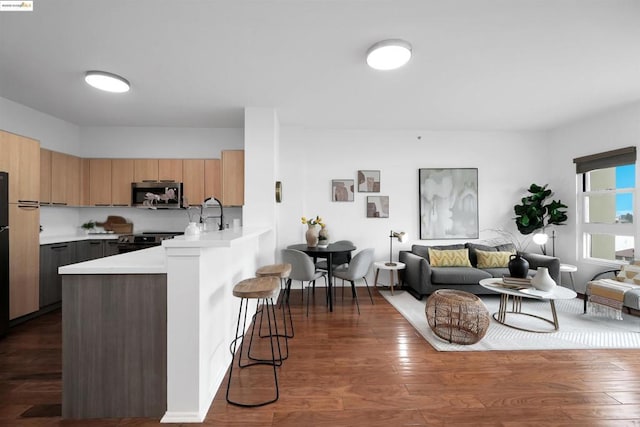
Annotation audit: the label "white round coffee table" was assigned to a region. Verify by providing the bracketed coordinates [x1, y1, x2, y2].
[373, 261, 405, 295]
[479, 278, 577, 333]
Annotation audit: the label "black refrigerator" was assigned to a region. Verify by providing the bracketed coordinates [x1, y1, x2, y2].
[0, 172, 8, 337]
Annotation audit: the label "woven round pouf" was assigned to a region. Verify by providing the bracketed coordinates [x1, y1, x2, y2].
[425, 289, 490, 345]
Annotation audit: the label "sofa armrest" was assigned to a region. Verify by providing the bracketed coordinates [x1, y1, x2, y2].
[399, 250, 433, 298]
[522, 252, 560, 284]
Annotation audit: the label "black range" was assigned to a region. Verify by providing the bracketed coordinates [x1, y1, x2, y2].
[116, 232, 183, 253]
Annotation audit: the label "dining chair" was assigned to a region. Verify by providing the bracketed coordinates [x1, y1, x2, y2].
[332, 248, 375, 314]
[281, 249, 327, 316]
[315, 240, 354, 271]
[315, 240, 353, 302]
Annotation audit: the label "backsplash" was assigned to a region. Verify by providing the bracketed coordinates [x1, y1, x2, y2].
[40, 206, 242, 237]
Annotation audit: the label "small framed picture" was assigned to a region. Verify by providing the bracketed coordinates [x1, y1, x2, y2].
[358, 170, 380, 192]
[367, 196, 389, 218]
[332, 179, 354, 202]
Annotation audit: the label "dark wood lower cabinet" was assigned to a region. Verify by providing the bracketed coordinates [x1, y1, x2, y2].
[39, 239, 119, 309]
[39, 243, 73, 308]
[62, 274, 167, 419]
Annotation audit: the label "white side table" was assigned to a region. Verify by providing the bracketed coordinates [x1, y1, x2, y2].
[373, 261, 406, 295]
[559, 263, 577, 291]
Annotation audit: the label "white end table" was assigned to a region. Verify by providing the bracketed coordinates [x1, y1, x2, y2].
[559, 263, 577, 291]
[373, 261, 405, 295]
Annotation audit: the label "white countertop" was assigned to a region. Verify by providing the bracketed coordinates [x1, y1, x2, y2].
[58, 227, 271, 275]
[40, 233, 120, 245]
[162, 226, 269, 248]
[59, 245, 167, 275]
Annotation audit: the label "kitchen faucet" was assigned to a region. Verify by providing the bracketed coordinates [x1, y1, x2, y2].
[200, 197, 225, 231]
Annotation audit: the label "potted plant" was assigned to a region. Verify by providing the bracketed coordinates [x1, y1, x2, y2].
[514, 183, 568, 235]
[81, 220, 96, 234]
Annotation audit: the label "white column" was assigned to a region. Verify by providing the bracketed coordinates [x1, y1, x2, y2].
[243, 107, 279, 264]
[161, 230, 265, 423]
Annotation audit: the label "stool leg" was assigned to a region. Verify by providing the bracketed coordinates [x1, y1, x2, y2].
[226, 297, 280, 407]
[248, 299, 285, 365]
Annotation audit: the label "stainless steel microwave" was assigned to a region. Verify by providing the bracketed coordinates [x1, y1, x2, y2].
[131, 182, 183, 209]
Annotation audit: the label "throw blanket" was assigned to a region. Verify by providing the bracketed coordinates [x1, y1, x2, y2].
[587, 278, 640, 320]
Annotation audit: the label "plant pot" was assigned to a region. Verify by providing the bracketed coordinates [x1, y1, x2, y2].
[508, 253, 529, 279]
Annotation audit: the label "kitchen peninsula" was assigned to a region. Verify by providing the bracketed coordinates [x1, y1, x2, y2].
[59, 226, 271, 423]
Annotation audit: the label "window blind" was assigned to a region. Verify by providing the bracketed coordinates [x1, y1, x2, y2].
[573, 146, 636, 174]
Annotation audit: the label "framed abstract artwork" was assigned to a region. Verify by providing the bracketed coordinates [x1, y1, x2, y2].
[418, 168, 478, 239]
[367, 196, 389, 218]
[357, 170, 380, 192]
[332, 179, 354, 202]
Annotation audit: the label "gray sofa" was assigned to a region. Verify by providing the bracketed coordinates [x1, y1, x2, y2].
[398, 242, 560, 300]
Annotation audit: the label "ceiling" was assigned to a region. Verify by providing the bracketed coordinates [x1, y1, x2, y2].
[1, 0, 639, 131]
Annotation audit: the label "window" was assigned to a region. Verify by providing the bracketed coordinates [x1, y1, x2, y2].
[575, 147, 636, 264]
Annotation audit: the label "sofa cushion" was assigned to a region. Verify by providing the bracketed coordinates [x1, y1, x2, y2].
[476, 249, 512, 268]
[428, 248, 472, 267]
[431, 267, 492, 284]
[616, 263, 640, 285]
[466, 242, 517, 267]
[412, 244, 465, 263]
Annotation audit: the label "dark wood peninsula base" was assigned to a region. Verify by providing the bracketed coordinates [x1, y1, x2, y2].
[62, 274, 167, 419]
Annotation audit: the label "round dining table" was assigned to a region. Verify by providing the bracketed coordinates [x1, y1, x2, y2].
[287, 242, 356, 312]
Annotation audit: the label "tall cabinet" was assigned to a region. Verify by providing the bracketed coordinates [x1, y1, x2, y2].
[0, 130, 41, 320]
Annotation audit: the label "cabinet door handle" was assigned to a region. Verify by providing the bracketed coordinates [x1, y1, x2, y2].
[18, 204, 39, 210]
[159, 180, 175, 183]
[142, 180, 157, 182]
[51, 245, 68, 250]
[18, 199, 39, 204]
[94, 204, 111, 206]
[52, 202, 68, 206]
[89, 241, 101, 245]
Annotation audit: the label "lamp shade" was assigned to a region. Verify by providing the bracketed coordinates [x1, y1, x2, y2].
[366, 39, 412, 70]
[84, 71, 130, 93]
[392, 231, 408, 243]
[532, 233, 549, 245]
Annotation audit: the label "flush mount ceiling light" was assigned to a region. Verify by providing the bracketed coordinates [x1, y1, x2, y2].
[366, 39, 412, 70]
[84, 70, 130, 93]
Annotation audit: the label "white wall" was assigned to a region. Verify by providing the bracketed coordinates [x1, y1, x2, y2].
[277, 128, 550, 284]
[78, 126, 243, 158]
[0, 96, 80, 154]
[547, 101, 640, 291]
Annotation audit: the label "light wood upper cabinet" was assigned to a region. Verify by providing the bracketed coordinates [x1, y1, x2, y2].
[9, 203, 40, 319]
[182, 159, 205, 206]
[51, 151, 80, 206]
[159, 159, 183, 183]
[65, 155, 81, 206]
[40, 148, 52, 205]
[89, 159, 112, 206]
[111, 159, 134, 206]
[134, 159, 158, 182]
[222, 150, 244, 206]
[80, 159, 90, 206]
[204, 159, 221, 200]
[0, 130, 40, 203]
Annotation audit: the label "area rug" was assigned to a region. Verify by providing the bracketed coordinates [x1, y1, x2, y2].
[380, 290, 640, 351]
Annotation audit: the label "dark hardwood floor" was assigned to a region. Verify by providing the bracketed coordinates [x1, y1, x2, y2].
[2, 287, 640, 426]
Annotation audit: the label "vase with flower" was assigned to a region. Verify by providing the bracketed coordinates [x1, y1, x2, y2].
[301, 215, 324, 248]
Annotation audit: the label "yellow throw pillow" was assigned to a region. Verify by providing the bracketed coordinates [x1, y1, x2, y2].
[476, 249, 513, 268]
[428, 248, 472, 267]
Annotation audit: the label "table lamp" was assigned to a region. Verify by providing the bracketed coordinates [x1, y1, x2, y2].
[387, 230, 407, 266]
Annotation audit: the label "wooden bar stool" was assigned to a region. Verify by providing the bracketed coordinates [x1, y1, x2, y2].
[226, 276, 281, 407]
[256, 263, 293, 339]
